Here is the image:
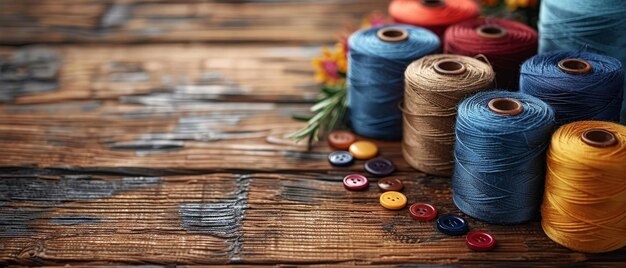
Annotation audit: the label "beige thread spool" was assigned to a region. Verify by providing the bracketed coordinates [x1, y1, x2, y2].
[402, 54, 495, 176]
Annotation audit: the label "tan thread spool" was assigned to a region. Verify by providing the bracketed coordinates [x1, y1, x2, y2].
[402, 54, 495, 176]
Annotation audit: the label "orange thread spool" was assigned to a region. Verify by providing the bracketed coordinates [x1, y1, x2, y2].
[388, 0, 479, 38]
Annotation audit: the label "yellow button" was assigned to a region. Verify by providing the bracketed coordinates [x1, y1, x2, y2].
[380, 191, 407, 210]
[349, 141, 378, 160]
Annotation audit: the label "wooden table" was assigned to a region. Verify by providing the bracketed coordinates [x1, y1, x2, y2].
[0, 0, 624, 266]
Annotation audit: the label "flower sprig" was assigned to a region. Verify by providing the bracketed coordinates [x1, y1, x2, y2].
[288, 12, 389, 147]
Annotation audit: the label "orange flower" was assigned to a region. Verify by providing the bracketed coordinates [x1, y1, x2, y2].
[312, 44, 347, 85]
[506, 0, 538, 10]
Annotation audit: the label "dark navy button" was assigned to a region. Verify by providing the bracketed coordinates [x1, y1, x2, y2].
[328, 151, 354, 167]
[436, 214, 469, 236]
[364, 158, 395, 176]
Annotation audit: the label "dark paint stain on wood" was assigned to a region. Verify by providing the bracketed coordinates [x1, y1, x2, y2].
[0, 176, 161, 203]
[179, 174, 250, 263]
[0, 207, 46, 237]
[50, 215, 104, 225]
[0, 47, 60, 102]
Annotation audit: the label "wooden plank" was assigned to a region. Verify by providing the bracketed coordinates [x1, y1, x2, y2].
[0, 0, 389, 44]
[0, 172, 623, 265]
[0, 99, 408, 172]
[0, 45, 322, 104]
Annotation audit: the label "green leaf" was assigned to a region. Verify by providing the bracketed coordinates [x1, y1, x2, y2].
[292, 114, 312, 121]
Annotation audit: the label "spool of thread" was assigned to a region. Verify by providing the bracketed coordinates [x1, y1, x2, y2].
[452, 91, 555, 225]
[348, 25, 440, 139]
[388, 0, 479, 38]
[539, 0, 626, 123]
[402, 54, 495, 176]
[542, 121, 626, 253]
[444, 18, 538, 90]
[520, 51, 624, 126]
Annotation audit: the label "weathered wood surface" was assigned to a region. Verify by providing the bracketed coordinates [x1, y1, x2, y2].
[2, 172, 624, 266]
[0, 0, 388, 44]
[1, 0, 625, 266]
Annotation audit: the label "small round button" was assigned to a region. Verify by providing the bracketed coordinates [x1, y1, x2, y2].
[379, 191, 407, 210]
[436, 214, 469, 236]
[343, 174, 369, 191]
[409, 203, 438, 220]
[466, 231, 496, 251]
[328, 151, 354, 167]
[328, 131, 356, 150]
[349, 141, 379, 160]
[377, 177, 403, 192]
[364, 158, 395, 176]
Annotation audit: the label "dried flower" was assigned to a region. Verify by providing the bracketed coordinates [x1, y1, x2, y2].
[311, 44, 347, 86]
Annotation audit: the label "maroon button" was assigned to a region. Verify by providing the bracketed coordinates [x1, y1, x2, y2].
[409, 203, 437, 220]
[466, 231, 496, 251]
[343, 174, 369, 191]
[377, 177, 403, 192]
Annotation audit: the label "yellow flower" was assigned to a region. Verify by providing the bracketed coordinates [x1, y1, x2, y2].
[312, 44, 347, 85]
[506, 0, 538, 10]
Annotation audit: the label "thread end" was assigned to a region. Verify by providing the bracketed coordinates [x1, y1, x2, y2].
[581, 129, 617, 148]
[377, 27, 409, 42]
[558, 58, 592, 75]
[476, 25, 508, 39]
[434, 60, 467, 75]
[488, 98, 523, 116]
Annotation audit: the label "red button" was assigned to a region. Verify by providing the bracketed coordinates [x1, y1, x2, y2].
[409, 203, 437, 220]
[328, 131, 357, 150]
[466, 231, 496, 251]
[343, 174, 369, 191]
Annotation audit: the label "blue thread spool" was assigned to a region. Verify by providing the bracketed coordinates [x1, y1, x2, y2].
[520, 51, 624, 126]
[452, 91, 555, 225]
[347, 25, 440, 139]
[539, 0, 626, 123]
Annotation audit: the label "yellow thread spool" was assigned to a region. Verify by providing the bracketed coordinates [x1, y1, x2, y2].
[541, 121, 626, 253]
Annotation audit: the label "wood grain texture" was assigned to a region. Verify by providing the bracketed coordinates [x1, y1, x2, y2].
[1, 172, 624, 265]
[0, 0, 388, 44]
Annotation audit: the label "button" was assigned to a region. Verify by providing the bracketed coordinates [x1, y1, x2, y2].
[328, 131, 356, 150]
[466, 231, 496, 251]
[343, 174, 369, 191]
[379, 191, 407, 210]
[409, 203, 438, 220]
[436, 214, 469, 236]
[377, 177, 403, 192]
[364, 158, 395, 176]
[349, 141, 379, 160]
[328, 151, 354, 167]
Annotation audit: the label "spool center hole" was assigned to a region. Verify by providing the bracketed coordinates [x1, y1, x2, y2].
[437, 61, 463, 72]
[561, 60, 588, 71]
[480, 26, 503, 36]
[421, 0, 444, 6]
[582, 129, 617, 147]
[491, 99, 520, 112]
[382, 29, 404, 38]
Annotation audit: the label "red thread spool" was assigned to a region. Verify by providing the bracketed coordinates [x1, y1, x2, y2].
[444, 18, 538, 90]
[388, 0, 479, 39]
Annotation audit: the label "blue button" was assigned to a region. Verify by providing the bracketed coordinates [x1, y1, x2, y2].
[436, 214, 469, 236]
[328, 151, 354, 167]
[364, 158, 395, 176]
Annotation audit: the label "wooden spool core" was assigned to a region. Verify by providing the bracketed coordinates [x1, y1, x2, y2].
[581, 129, 618, 147]
[377, 27, 409, 42]
[476, 25, 508, 38]
[488, 98, 523, 116]
[421, 0, 445, 7]
[558, 58, 592, 75]
[434, 60, 466, 75]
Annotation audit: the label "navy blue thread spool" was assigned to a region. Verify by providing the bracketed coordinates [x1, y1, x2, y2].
[347, 25, 440, 139]
[452, 91, 555, 225]
[520, 51, 624, 126]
